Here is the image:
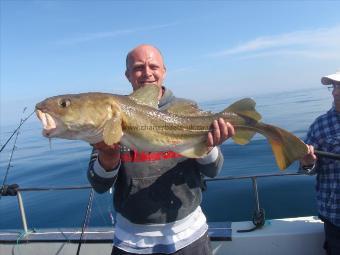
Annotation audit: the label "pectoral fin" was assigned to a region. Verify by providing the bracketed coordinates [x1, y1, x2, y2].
[103, 112, 123, 145]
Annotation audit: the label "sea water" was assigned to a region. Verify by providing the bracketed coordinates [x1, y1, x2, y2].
[0, 87, 332, 229]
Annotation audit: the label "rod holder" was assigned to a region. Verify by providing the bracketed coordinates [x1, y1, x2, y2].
[17, 191, 28, 233]
[251, 177, 260, 213]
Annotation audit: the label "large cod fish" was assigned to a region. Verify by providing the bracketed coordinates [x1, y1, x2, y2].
[35, 85, 308, 170]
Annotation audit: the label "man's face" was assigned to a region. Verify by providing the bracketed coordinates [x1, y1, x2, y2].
[125, 46, 166, 92]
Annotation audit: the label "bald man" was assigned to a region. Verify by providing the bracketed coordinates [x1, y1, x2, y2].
[88, 45, 234, 255]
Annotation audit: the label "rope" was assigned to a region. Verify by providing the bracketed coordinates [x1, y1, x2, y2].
[237, 208, 266, 233]
[18, 186, 92, 192]
[12, 229, 36, 255]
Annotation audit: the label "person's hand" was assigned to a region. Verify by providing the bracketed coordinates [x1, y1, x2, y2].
[92, 141, 120, 171]
[207, 118, 235, 150]
[300, 144, 317, 167]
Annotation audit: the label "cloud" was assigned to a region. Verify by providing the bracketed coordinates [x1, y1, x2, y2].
[55, 22, 179, 46]
[168, 66, 196, 75]
[239, 49, 340, 61]
[208, 25, 340, 59]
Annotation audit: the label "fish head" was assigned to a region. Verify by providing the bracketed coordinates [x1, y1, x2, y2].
[35, 93, 121, 144]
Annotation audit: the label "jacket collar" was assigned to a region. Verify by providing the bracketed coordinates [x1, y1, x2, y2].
[158, 86, 175, 109]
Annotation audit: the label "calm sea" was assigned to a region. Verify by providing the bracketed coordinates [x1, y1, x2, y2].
[0, 87, 332, 230]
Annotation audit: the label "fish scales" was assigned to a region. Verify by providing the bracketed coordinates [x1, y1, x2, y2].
[35, 85, 308, 170]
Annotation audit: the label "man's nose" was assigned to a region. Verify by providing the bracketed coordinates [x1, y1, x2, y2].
[142, 66, 152, 76]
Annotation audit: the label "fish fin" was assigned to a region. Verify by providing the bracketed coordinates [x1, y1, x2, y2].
[232, 129, 256, 145]
[225, 98, 261, 121]
[128, 85, 160, 108]
[164, 100, 212, 116]
[256, 123, 308, 170]
[103, 112, 123, 145]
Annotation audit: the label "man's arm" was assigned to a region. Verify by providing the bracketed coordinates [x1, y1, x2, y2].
[196, 147, 224, 178]
[87, 142, 121, 193]
[299, 144, 318, 175]
[197, 118, 233, 178]
[299, 124, 319, 175]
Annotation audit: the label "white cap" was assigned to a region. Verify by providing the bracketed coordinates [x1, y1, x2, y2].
[321, 69, 340, 85]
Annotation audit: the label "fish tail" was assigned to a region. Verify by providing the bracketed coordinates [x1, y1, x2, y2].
[255, 123, 308, 170]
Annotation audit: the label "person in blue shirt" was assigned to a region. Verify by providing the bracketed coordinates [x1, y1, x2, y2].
[300, 70, 340, 255]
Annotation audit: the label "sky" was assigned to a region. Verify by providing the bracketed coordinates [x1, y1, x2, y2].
[1, 1, 340, 126]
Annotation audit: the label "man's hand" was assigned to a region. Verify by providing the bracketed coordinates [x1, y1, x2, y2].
[207, 118, 235, 149]
[300, 144, 317, 167]
[92, 141, 121, 171]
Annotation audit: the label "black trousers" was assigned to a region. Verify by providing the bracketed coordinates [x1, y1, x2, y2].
[323, 220, 340, 255]
[111, 232, 212, 255]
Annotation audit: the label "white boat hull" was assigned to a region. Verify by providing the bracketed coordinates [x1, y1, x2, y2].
[0, 216, 324, 255]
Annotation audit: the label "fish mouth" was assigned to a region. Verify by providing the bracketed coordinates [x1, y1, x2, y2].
[35, 109, 59, 137]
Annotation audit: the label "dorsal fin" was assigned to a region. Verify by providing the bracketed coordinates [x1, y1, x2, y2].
[164, 100, 212, 116]
[128, 85, 160, 108]
[225, 98, 261, 121]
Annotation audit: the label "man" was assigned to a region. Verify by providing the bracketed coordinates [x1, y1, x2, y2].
[87, 44, 235, 255]
[300, 70, 340, 255]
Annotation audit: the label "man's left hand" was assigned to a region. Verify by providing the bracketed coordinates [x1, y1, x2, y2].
[207, 118, 235, 148]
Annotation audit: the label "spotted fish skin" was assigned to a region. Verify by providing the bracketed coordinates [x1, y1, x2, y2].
[35, 85, 308, 170]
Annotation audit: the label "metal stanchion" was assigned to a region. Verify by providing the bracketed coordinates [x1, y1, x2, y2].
[16, 191, 28, 233]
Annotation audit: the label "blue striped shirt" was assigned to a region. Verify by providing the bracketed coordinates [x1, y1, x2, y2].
[305, 106, 340, 227]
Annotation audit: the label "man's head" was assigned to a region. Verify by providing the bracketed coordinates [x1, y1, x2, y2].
[125, 45, 166, 97]
[321, 70, 340, 111]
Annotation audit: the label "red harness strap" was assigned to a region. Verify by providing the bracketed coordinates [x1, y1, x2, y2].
[120, 150, 183, 162]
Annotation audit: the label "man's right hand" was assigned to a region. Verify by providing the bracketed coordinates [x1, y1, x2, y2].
[300, 144, 317, 167]
[93, 141, 121, 171]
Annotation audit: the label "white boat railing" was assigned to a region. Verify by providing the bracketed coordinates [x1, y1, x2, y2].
[1, 172, 307, 235]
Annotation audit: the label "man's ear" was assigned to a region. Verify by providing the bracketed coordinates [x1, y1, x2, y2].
[125, 69, 131, 83]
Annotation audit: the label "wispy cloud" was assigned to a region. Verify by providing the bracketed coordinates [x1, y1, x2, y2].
[208, 25, 340, 59]
[239, 49, 340, 61]
[169, 66, 196, 75]
[55, 22, 179, 46]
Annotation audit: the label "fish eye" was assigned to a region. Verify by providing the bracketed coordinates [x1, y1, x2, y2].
[59, 98, 71, 108]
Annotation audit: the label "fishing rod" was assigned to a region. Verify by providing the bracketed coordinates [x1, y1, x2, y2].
[0, 109, 34, 200]
[0, 110, 35, 153]
[315, 150, 340, 160]
[0, 128, 21, 200]
[76, 188, 95, 255]
[1, 133, 20, 199]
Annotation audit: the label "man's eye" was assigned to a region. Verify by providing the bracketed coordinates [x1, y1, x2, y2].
[133, 66, 143, 71]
